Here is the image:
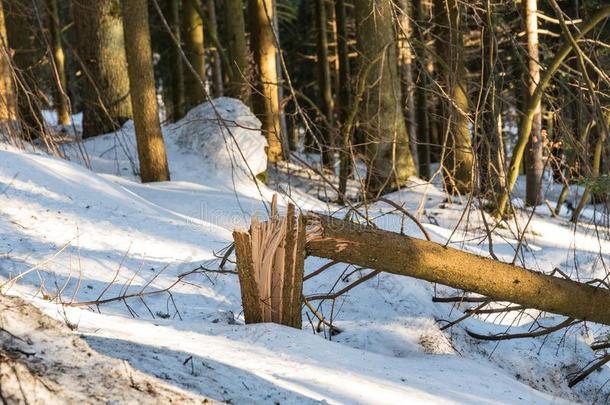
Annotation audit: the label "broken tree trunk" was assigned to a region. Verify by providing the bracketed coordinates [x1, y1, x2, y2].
[305, 213, 610, 326]
[233, 203, 305, 328]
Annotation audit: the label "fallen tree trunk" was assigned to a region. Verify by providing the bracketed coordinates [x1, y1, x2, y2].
[305, 213, 610, 326]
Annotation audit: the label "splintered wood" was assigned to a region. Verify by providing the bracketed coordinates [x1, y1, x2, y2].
[233, 199, 305, 328]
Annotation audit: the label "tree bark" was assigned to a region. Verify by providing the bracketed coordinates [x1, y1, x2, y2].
[46, 0, 70, 126]
[206, 0, 223, 98]
[224, 0, 250, 103]
[121, 0, 170, 183]
[434, 0, 473, 194]
[412, 0, 430, 179]
[72, 0, 132, 138]
[0, 0, 15, 124]
[183, 0, 206, 110]
[354, 0, 416, 194]
[524, 0, 543, 206]
[315, 0, 335, 168]
[248, 0, 283, 162]
[479, 0, 505, 198]
[306, 213, 610, 326]
[335, 0, 352, 200]
[167, 0, 185, 120]
[396, 0, 419, 175]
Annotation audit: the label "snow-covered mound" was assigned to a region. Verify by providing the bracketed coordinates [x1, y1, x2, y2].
[174, 97, 267, 176]
[64, 97, 266, 180]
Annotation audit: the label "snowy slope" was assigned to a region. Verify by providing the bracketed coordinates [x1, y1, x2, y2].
[0, 98, 608, 403]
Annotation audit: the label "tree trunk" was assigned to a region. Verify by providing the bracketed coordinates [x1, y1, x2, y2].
[336, 0, 352, 200]
[354, 0, 416, 194]
[248, 0, 283, 162]
[412, 0, 430, 179]
[306, 213, 610, 326]
[524, 0, 543, 206]
[315, 0, 334, 168]
[206, 0, 223, 97]
[46, 0, 70, 126]
[121, 0, 170, 183]
[0, 1, 15, 124]
[224, 0, 250, 103]
[167, 0, 185, 121]
[479, 0, 505, 198]
[72, 0, 132, 138]
[183, 0, 206, 110]
[396, 0, 419, 175]
[434, 0, 473, 194]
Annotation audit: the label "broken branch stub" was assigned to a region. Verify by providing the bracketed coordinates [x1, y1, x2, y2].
[233, 203, 305, 328]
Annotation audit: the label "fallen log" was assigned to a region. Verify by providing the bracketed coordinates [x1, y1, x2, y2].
[305, 213, 610, 326]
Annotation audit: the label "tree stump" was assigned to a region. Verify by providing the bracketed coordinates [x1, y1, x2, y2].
[233, 201, 306, 328]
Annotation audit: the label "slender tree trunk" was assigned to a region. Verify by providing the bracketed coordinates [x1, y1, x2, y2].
[524, 0, 543, 206]
[336, 0, 352, 199]
[434, 0, 473, 194]
[167, 0, 185, 120]
[315, 0, 334, 168]
[354, 0, 416, 194]
[121, 0, 170, 182]
[206, 0, 223, 97]
[328, 1, 340, 100]
[72, 0, 132, 138]
[0, 1, 15, 124]
[224, 0, 250, 103]
[412, 0, 430, 179]
[183, 0, 206, 110]
[396, 0, 419, 175]
[479, 0, 505, 198]
[248, 0, 283, 162]
[46, 0, 70, 126]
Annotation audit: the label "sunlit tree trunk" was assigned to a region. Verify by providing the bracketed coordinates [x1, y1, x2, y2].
[524, 0, 543, 206]
[46, 0, 70, 126]
[183, 0, 206, 110]
[315, 0, 334, 168]
[121, 0, 170, 182]
[224, 0, 250, 103]
[248, 0, 283, 162]
[0, 1, 15, 124]
[72, 0, 132, 138]
[434, 0, 473, 194]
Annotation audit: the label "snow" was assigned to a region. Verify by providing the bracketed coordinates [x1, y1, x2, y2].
[1, 97, 608, 403]
[0, 294, 208, 403]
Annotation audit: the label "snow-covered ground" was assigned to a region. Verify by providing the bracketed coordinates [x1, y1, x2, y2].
[1, 98, 609, 403]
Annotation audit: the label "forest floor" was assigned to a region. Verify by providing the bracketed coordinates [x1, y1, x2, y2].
[1, 98, 609, 403]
